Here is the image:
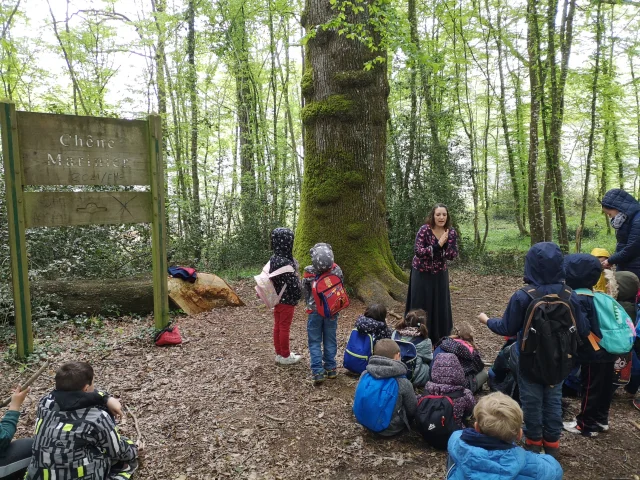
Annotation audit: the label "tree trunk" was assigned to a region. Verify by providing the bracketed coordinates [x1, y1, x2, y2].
[527, 0, 545, 244]
[493, 3, 527, 236]
[295, 0, 406, 305]
[578, 1, 603, 252]
[629, 51, 640, 198]
[187, 0, 202, 261]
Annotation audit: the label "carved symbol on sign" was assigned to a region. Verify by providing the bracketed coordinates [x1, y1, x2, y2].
[77, 203, 107, 214]
[110, 194, 137, 218]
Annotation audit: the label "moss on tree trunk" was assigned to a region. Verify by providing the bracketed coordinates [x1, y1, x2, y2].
[294, 1, 407, 306]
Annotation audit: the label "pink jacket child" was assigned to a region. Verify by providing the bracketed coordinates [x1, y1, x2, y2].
[423, 353, 475, 428]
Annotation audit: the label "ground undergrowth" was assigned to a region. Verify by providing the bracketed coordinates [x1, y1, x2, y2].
[1, 270, 639, 479]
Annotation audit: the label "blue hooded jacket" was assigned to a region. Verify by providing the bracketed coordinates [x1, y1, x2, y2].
[601, 189, 640, 277]
[487, 242, 589, 354]
[446, 429, 563, 480]
[564, 254, 616, 362]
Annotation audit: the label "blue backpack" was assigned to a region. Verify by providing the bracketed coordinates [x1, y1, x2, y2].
[344, 329, 374, 374]
[352, 373, 399, 432]
[392, 332, 419, 381]
[575, 289, 636, 354]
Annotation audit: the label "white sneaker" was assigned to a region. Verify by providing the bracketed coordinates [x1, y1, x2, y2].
[596, 422, 609, 432]
[278, 353, 302, 365]
[275, 355, 282, 364]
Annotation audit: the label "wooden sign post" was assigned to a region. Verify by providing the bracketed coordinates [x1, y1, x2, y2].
[0, 102, 169, 358]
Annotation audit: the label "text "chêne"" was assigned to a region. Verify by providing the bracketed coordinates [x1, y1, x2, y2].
[59, 134, 115, 149]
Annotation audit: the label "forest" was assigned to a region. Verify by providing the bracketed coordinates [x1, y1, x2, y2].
[2, 1, 640, 478]
[1, 0, 640, 310]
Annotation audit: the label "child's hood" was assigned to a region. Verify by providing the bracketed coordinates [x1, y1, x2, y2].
[50, 390, 107, 412]
[310, 243, 334, 272]
[365, 355, 407, 379]
[430, 352, 465, 386]
[601, 188, 640, 217]
[564, 253, 602, 290]
[615, 270, 640, 302]
[271, 228, 294, 260]
[523, 242, 565, 286]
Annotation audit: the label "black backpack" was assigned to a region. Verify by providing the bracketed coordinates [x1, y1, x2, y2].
[519, 286, 579, 385]
[415, 391, 463, 450]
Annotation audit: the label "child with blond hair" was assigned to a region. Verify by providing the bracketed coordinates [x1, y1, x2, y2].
[446, 392, 562, 479]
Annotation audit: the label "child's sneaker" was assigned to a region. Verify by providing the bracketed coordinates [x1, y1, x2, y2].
[596, 422, 609, 432]
[563, 421, 598, 437]
[313, 371, 327, 385]
[275, 355, 282, 364]
[633, 397, 640, 411]
[278, 353, 302, 365]
[326, 369, 337, 379]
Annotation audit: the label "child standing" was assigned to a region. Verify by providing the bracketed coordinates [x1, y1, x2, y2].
[477, 242, 588, 458]
[446, 392, 563, 479]
[270, 227, 303, 365]
[392, 309, 433, 388]
[354, 304, 392, 343]
[562, 254, 617, 437]
[423, 353, 475, 428]
[353, 339, 417, 436]
[303, 243, 344, 383]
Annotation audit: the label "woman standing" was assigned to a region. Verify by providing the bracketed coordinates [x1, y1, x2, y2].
[405, 204, 458, 345]
[600, 189, 640, 279]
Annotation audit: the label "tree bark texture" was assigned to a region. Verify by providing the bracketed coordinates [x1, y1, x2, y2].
[295, 0, 406, 305]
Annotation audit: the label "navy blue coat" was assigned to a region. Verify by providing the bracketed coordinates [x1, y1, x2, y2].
[601, 189, 640, 278]
[564, 254, 616, 363]
[487, 243, 589, 355]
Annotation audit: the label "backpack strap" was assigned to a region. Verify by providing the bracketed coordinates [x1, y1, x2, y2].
[522, 287, 543, 301]
[268, 265, 295, 278]
[574, 288, 594, 297]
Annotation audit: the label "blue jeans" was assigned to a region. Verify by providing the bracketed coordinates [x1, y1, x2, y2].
[307, 312, 338, 375]
[518, 367, 563, 442]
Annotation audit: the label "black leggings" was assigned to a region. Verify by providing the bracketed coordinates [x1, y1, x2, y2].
[0, 438, 33, 479]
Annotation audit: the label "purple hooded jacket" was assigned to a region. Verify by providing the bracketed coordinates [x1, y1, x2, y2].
[423, 353, 475, 428]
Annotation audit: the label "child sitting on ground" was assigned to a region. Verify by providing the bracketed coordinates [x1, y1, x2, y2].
[0, 386, 31, 480]
[433, 322, 487, 393]
[302, 243, 344, 384]
[25, 362, 138, 480]
[352, 339, 417, 436]
[354, 304, 392, 343]
[446, 392, 563, 479]
[423, 353, 475, 428]
[392, 309, 432, 388]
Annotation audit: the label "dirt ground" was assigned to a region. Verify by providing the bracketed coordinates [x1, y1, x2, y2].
[1, 269, 639, 479]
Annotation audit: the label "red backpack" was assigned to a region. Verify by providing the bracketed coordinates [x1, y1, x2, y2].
[312, 264, 350, 317]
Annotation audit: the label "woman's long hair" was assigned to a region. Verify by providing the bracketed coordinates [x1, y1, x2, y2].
[425, 203, 452, 229]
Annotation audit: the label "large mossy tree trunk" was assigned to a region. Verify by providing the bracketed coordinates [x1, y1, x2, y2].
[295, 0, 407, 306]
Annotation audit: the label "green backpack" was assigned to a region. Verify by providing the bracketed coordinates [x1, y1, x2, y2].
[575, 288, 636, 354]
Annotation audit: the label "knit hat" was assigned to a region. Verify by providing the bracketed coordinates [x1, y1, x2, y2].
[591, 247, 610, 258]
[310, 243, 334, 273]
[430, 353, 465, 387]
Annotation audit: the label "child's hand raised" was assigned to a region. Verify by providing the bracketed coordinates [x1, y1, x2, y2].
[8, 386, 30, 411]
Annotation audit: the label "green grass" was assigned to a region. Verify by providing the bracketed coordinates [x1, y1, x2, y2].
[460, 209, 618, 255]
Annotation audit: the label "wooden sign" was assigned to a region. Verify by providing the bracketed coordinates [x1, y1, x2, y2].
[18, 112, 150, 186]
[0, 102, 168, 358]
[24, 192, 152, 228]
